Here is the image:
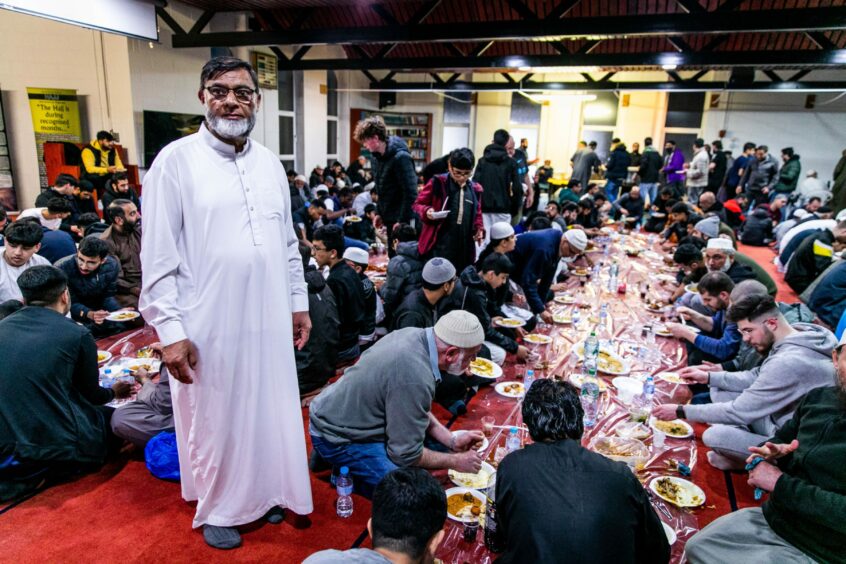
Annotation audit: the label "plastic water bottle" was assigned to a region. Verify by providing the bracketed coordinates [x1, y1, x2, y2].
[610, 260, 619, 277]
[585, 330, 600, 362]
[505, 427, 521, 453]
[100, 368, 113, 388]
[572, 308, 581, 327]
[580, 366, 601, 427]
[336, 466, 354, 518]
[643, 376, 655, 409]
[524, 369, 535, 392]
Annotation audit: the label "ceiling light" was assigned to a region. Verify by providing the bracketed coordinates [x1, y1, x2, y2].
[662, 64, 677, 70]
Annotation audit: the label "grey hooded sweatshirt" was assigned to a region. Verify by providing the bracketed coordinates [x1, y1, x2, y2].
[685, 323, 837, 432]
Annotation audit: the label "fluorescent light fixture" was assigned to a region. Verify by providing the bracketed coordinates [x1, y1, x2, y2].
[1, 0, 158, 41]
[662, 64, 678, 70]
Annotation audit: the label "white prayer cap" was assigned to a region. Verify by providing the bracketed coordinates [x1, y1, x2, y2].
[422, 257, 456, 285]
[837, 209, 846, 222]
[343, 247, 370, 266]
[490, 222, 515, 240]
[563, 229, 588, 252]
[706, 237, 735, 254]
[336, 179, 346, 189]
[434, 310, 485, 349]
[793, 209, 809, 220]
[315, 184, 329, 194]
[295, 175, 307, 183]
[365, 182, 376, 191]
[807, 170, 818, 177]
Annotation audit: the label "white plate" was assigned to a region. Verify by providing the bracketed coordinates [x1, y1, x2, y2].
[656, 274, 677, 283]
[445, 487, 487, 523]
[650, 418, 694, 439]
[662, 521, 677, 545]
[523, 334, 553, 345]
[685, 284, 699, 294]
[656, 372, 685, 384]
[614, 421, 651, 440]
[642, 251, 663, 261]
[554, 295, 577, 305]
[553, 313, 572, 324]
[495, 381, 526, 398]
[120, 358, 162, 374]
[468, 358, 503, 380]
[649, 476, 706, 508]
[97, 350, 112, 364]
[452, 430, 490, 454]
[344, 215, 362, 222]
[448, 461, 496, 490]
[106, 310, 140, 322]
[573, 344, 630, 375]
[495, 318, 526, 328]
[569, 372, 608, 392]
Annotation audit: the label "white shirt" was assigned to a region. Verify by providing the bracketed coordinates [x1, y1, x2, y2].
[0, 249, 50, 302]
[18, 208, 61, 230]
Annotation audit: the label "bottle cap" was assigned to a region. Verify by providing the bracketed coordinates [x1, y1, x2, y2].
[526, 369, 534, 376]
[340, 466, 349, 476]
[509, 427, 518, 434]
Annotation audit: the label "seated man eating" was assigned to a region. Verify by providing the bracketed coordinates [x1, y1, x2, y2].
[308, 310, 485, 497]
[686, 336, 846, 564]
[653, 294, 837, 469]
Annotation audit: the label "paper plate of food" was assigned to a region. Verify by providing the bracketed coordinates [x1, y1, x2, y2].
[685, 284, 700, 294]
[656, 372, 685, 384]
[645, 300, 668, 314]
[650, 418, 694, 439]
[614, 421, 651, 440]
[590, 437, 649, 469]
[569, 372, 609, 392]
[97, 350, 112, 364]
[523, 333, 553, 345]
[649, 476, 706, 508]
[445, 488, 486, 523]
[553, 312, 572, 324]
[553, 294, 577, 305]
[656, 274, 677, 283]
[449, 461, 496, 490]
[122, 358, 162, 373]
[106, 310, 140, 322]
[624, 246, 641, 256]
[596, 351, 630, 375]
[642, 250, 663, 261]
[495, 381, 525, 398]
[344, 215, 362, 223]
[574, 268, 590, 276]
[653, 324, 674, 337]
[469, 357, 503, 380]
[451, 430, 490, 454]
[495, 318, 526, 328]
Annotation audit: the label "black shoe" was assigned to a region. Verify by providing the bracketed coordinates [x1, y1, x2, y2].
[202, 525, 242, 550]
[264, 506, 285, 524]
[309, 449, 331, 472]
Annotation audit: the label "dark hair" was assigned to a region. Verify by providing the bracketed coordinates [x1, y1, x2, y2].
[78, 236, 110, 259]
[338, 187, 353, 199]
[108, 198, 134, 222]
[448, 147, 475, 170]
[567, 179, 582, 189]
[17, 265, 68, 306]
[479, 252, 512, 275]
[588, 141, 597, 148]
[807, 196, 822, 205]
[698, 271, 734, 297]
[111, 171, 129, 186]
[493, 129, 510, 146]
[562, 202, 579, 214]
[577, 198, 594, 210]
[312, 224, 345, 257]
[298, 242, 311, 269]
[54, 173, 78, 187]
[611, 137, 621, 144]
[522, 379, 584, 442]
[75, 213, 101, 229]
[673, 243, 703, 266]
[660, 187, 675, 197]
[0, 208, 6, 222]
[46, 197, 72, 214]
[394, 223, 418, 243]
[743, 142, 757, 152]
[727, 293, 778, 323]
[670, 202, 689, 215]
[712, 140, 723, 150]
[0, 299, 24, 321]
[694, 138, 705, 148]
[529, 215, 552, 231]
[371, 468, 446, 559]
[644, 137, 653, 146]
[546, 200, 560, 212]
[678, 235, 706, 250]
[200, 56, 259, 91]
[666, 139, 677, 146]
[364, 203, 377, 215]
[353, 115, 388, 143]
[78, 180, 94, 194]
[309, 198, 327, 210]
[96, 130, 114, 142]
[818, 205, 833, 214]
[593, 193, 607, 203]
[756, 145, 768, 152]
[5, 221, 43, 247]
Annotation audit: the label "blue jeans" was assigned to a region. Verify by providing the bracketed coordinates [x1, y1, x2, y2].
[640, 183, 658, 206]
[310, 434, 398, 498]
[605, 179, 621, 203]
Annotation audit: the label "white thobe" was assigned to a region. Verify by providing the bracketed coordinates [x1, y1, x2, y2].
[139, 124, 313, 528]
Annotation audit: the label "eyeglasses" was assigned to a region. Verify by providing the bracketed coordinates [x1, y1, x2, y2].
[204, 85, 257, 103]
[312, 245, 328, 253]
[450, 168, 473, 179]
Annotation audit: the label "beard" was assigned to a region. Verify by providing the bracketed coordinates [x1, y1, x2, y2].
[719, 258, 732, 273]
[446, 351, 469, 375]
[205, 105, 256, 140]
[123, 219, 138, 233]
[754, 326, 776, 355]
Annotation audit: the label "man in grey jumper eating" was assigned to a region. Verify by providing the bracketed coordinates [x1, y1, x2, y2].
[654, 294, 837, 470]
[309, 310, 486, 496]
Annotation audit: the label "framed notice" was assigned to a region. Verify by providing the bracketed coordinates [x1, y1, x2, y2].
[0, 89, 17, 211]
[251, 52, 278, 90]
[26, 87, 82, 189]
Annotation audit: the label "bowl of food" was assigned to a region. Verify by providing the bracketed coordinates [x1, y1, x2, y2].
[612, 376, 644, 404]
[590, 436, 649, 470]
[445, 487, 486, 523]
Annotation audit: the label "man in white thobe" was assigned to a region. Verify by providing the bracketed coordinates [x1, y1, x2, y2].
[139, 57, 313, 549]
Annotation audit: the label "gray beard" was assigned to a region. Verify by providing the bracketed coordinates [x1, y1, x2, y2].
[719, 258, 732, 273]
[205, 107, 255, 140]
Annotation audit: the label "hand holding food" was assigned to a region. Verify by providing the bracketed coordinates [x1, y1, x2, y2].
[651, 404, 678, 421]
[679, 367, 709, 384]
[112, 380, 134, 399]
[451, 449, 483, 473]
[453, 430, 485, 452]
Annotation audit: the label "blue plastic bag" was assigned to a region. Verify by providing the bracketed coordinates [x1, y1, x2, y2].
[145, 431, 180, 481]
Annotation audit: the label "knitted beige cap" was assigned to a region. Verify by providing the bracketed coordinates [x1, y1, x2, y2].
[434, 310, 484, 349]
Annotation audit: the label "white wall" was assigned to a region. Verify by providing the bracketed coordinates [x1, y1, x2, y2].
[0, 8, 137, 206]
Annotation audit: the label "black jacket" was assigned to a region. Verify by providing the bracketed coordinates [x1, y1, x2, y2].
[808, 261, 846, 329]
[101, 187, 141, 224]
[455, 265, 517, 353]
[740, 207, 774, 246]
[606, 146, 632, 181]
[638, 149, 663, 183]
[496, 439, 670, 564]
[785, 230, 835, 294]
[0, 307, 114, 465]
[55, 255, 121, 322]
[326, 261, 366, 351]
[708, 150, 729, 192]
[359, 272, 376, 337]
[725, 260, 757, 285]
[473, 143, 522, 214]
[372, 136, 418, 225]
[379, 241, 424, 318]
[700, 200, 727, 224]
[613, 193, 645, 221]
[392, 288, 439, 330]
[296, 268, 339, 395]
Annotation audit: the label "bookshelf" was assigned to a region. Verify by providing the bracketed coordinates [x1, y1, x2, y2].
[349, 108, 433, 173]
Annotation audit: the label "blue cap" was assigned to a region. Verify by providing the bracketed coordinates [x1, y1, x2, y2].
[340, 466, 349, 476]
[509, 427, 518, 434]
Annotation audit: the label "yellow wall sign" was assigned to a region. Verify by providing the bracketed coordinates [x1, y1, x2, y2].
[26, 87, 81, 137]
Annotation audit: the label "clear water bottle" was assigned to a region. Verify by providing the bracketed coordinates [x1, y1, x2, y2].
[572, 308, 581, 327]
[524, 369, 535, 392]
[585, 330, 600, 362]
[505, 427, 521, 453]
[101, 368, 113, 389]
[335, 466, 353, 518]
[643, 376, 655, 409]
[610, 260, 619, 277]
[580, 366, 601, 427]
[608, 274, 617, 293]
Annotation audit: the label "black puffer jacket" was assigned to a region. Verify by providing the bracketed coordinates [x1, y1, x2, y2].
[296, 267, 339, 395]
[455, 265, 518, 353]
[372, 136, 418, 225]
[55, 254, 121, 322]
[380, 241, 424, 318]
[473, 144, 522, 214]
[740, 207, 774, 246]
